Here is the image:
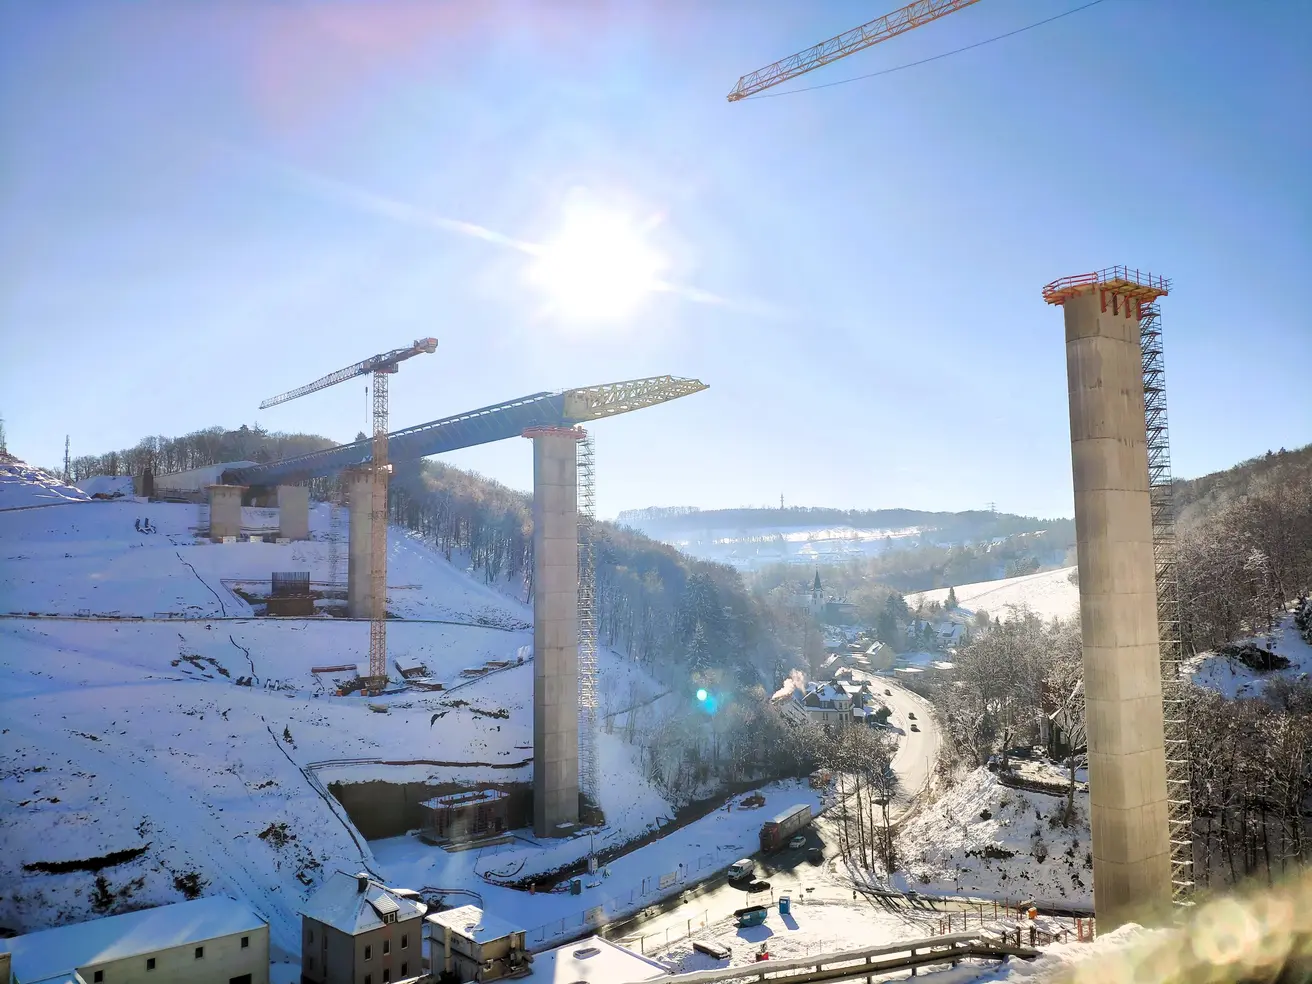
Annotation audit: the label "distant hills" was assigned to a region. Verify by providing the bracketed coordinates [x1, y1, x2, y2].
[615, 506, 1074, 573]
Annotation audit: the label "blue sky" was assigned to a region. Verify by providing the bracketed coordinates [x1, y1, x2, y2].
[2, 0, 1308, 519]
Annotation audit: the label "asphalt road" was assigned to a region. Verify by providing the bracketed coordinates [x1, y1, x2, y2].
[608, 677, 945, 947]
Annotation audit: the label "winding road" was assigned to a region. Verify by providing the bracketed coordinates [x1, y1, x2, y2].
[604, 676, 943, 949]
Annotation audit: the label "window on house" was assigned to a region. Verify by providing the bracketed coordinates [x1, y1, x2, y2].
[364, 976, 372, 984]
[195, 946, 204, 959]
[401, 934, 408, 949]
[383, 970, 390, 983]
[308, 929, 314, 943]
[401, 963, 408, 977]
[241, 935, 249, 949]
[93, 973, 103, 983]
[307, 957, 314, 971]
[365, 944, 372, 960]
[383, 940, 390, 955]
[147, 957, 156, 970]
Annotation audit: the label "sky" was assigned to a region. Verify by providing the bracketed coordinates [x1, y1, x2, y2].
[2, 0, 1308, 520]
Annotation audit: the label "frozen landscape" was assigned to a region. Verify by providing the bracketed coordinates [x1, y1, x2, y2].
[907, 567, 1080, 623]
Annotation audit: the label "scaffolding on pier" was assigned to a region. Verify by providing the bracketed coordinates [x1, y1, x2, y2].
[1140, 301, 1195, 905]
[577, 431, 599, 807]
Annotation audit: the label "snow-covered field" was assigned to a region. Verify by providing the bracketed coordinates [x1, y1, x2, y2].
[907, 568, 1080, 623]
[0, 456, 89, 509]
[892, 766, 1093, 911]
[0, 469, 693, 964]
[1184, 616, 1312, 699]
[0, 497, 531, 625]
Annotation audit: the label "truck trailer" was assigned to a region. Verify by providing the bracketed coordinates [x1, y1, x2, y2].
[759, 803, 812, 852]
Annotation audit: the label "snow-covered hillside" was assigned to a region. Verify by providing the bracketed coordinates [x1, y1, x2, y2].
[908, 568, 1080, 623]
[73, 474, 135, 497]
[1184, 616, 1312, 699]
[0, 477, 679, 964]
[892, 765, 1093, 911]
[0, 455, 89, 510]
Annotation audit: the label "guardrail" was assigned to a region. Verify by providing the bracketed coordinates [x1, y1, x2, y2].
[660, 932, 1039, 983]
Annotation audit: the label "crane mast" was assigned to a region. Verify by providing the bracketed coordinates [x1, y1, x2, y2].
[727, 0, 981, 101]
[258, 338, 438, 693]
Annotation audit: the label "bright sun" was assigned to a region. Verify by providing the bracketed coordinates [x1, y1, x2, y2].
[527, 200, 667, 322]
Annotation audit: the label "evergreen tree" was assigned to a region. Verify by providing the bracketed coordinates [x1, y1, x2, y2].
[946, 586, 958, 610]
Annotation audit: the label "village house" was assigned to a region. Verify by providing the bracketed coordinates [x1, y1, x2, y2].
[0, 895, 269, 984]
[299, 872, 426, 984]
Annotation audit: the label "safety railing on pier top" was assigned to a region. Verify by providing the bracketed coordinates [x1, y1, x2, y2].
[1042, 266, 1172, 305]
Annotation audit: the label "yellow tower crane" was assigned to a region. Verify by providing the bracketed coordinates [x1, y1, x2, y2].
[260, 337, 439, 693]
[727, 0, 981, 101]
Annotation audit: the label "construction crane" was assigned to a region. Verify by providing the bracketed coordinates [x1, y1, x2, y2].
[727, 0, 981, 101]
[259, 338, 439, 694]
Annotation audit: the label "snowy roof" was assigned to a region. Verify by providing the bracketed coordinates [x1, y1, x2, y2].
[300, 872, 425, 936]
[426, 905, 524, 943]
[531, 934, 667, 982]
[0, 896, 265, 983]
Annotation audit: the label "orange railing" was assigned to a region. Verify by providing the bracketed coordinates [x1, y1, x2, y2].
[1043, 265, 1171, 305]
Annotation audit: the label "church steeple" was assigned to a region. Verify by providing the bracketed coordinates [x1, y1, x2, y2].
[812, 569, 822, 601]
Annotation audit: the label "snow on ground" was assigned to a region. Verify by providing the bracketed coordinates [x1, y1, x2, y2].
[0, 498, 530, 626]
[370, 779, 824, 940]
[73, 474, 135, 497]
[891, 766, 1093, 911]
[0, 471, 679, 961]
[0, 455, 90, 509]
[656, 897, 936, 971]
[1184, 615, 1312, 699]
[907, 567, 1079, 623]
[921, 923, 1155, 982]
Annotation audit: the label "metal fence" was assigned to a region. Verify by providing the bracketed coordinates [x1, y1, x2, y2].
[522, 852, 721, 951]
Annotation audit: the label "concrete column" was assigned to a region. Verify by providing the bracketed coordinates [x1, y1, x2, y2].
[277, 485, 310, 541]
[526, 427, 581, 837]
[208, 485, 244, 541]
[346, 468, 374, 619]
[1063, 289, 1171, 926]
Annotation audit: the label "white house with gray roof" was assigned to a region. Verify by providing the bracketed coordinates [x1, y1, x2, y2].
[0, 895, 268, 984]
[299, 872, 425, 984]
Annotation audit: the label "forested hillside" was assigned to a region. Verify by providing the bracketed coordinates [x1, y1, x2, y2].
[388, 459, 776, 685]
[1177, 445, 1312, 654]
[66, 424, 336, 482]
[619, 504, 1075, 547]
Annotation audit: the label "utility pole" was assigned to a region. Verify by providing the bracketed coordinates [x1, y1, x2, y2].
[63, 435, 71, 483]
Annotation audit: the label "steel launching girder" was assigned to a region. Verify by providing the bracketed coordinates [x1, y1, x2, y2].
[562, 375, 709, 422]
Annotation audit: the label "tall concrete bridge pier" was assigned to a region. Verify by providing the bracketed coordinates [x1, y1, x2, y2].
[1045, 267, 1173, 927]
[524, 426, 584, 837]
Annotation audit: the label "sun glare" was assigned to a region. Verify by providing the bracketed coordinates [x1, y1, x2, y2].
[527, 200, 667, 322]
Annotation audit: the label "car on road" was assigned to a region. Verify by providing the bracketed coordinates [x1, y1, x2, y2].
[910, 723, 920, 732]
[908, 711, 916, 720]
[884, 689, 892, 696]
[807, 846, 824, 864]
[788, 834, 806, 850]
[727, 859, 754, 882]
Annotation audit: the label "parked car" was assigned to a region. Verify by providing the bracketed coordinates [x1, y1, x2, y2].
[908, 712, 917, 720]
[884, 689, 892, 696]
[788, 834, 806, 850]
[807, 846, 824, 864]
[727, 859, 754, 881]
[910, 723, 920, 732]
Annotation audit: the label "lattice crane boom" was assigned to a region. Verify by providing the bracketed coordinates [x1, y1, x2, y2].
[257, 337, 438, 695]
[259, 338, 438, 409]
[727, 0, 982, 101]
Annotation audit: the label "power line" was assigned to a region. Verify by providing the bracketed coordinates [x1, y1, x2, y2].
[743, 0, 1107, 101]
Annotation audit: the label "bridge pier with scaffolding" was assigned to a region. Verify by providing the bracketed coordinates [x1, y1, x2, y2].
[526, 426, 585, 837]
[1044, 266, 1186, 927]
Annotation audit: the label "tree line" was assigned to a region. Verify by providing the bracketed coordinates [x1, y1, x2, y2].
[66, 424, 335, 482]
